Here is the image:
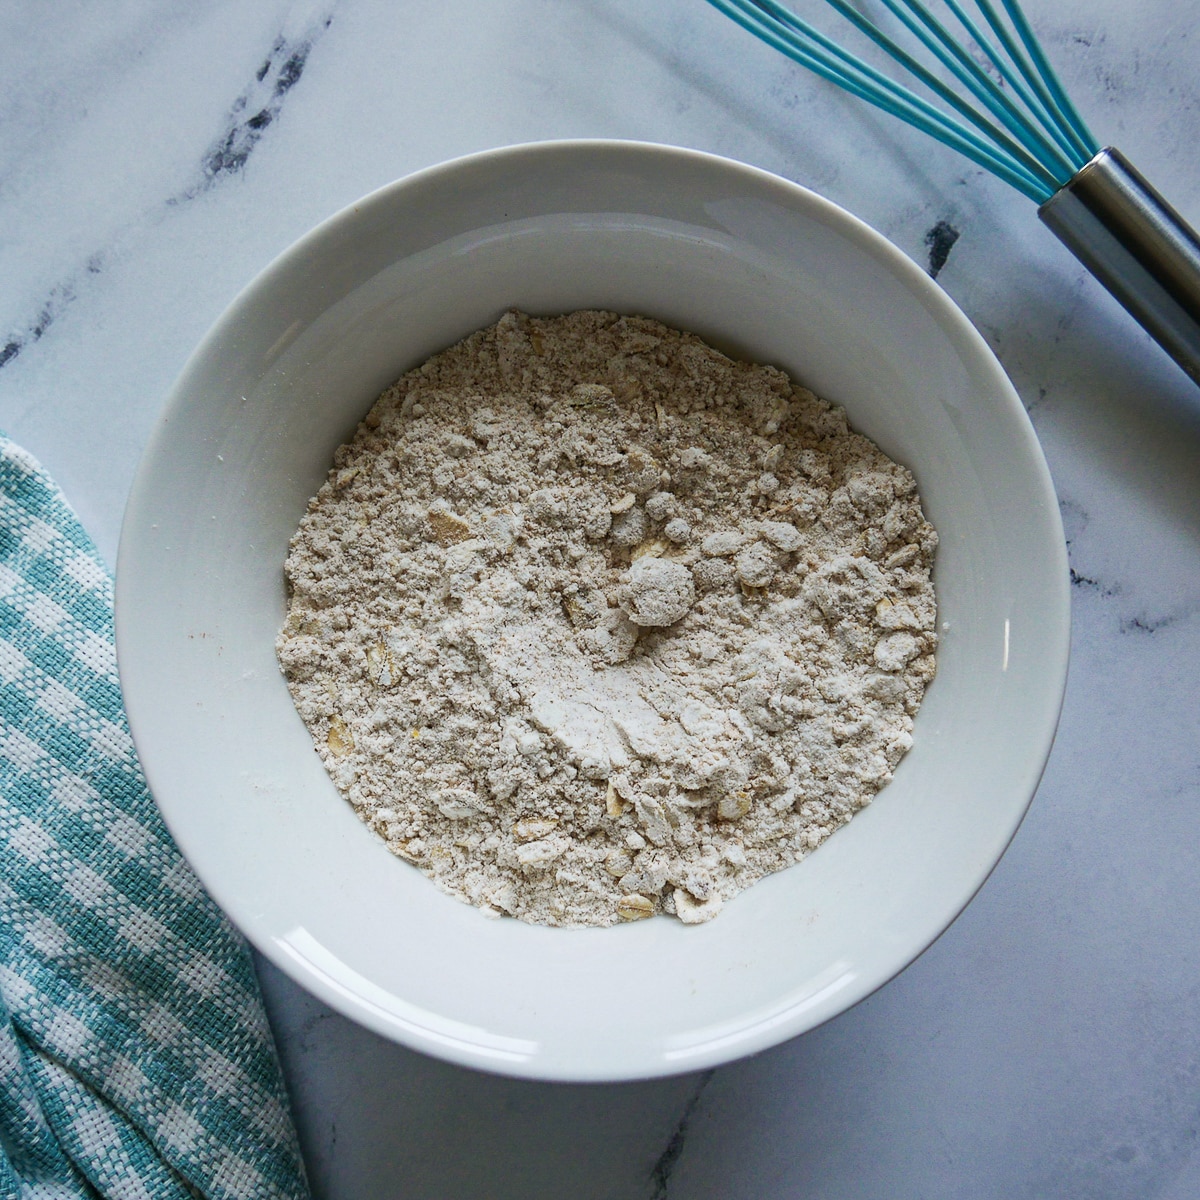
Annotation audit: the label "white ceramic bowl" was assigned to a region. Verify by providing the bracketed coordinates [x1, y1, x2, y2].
[116, 140, 1069, 1081]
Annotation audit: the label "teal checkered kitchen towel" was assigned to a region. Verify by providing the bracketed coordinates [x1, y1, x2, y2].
[0, 435, 309, 1200]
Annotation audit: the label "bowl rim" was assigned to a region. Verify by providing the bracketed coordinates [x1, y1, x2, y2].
[116, 138, 1071, 1079]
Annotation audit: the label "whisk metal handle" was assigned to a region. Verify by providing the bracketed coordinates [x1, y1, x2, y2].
[1038, 147, 1200, 386]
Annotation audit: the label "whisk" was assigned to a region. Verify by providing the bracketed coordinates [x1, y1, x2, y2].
[706, 0, 1200, 387]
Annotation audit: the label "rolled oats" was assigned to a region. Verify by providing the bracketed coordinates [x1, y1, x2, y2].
[277, 311, 937, 926]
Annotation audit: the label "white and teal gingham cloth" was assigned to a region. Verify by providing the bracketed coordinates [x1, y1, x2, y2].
[0, 435, 309, 1200]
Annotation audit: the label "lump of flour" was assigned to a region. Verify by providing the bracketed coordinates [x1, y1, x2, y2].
[617, 558, 695, 627]
[276, 310, 938, 927]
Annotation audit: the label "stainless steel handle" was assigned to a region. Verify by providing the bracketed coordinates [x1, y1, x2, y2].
[1038, 147, 1200, 388]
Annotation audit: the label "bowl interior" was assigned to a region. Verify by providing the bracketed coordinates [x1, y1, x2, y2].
[116, 141, 1069, 1080]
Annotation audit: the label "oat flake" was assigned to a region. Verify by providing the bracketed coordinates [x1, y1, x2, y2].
[276, 311, 937, 926]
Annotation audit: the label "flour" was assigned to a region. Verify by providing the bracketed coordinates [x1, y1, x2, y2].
[277, 311, 938, 926]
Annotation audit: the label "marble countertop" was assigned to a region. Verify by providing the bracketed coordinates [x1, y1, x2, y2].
[3, 2, 1198, 1196]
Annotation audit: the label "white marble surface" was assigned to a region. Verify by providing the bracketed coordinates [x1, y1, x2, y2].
[3, 2, 1198, 1196]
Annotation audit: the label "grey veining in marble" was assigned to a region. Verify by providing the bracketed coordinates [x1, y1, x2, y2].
[3, 1, 1198, 1197]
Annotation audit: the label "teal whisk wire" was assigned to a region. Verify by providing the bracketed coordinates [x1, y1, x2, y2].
[708, 0, 1053, 200]
[857, 0, 1077, 178]
[707, 0, 1200, 391]
[759, 0, 1059, 192]
[705, 0, 1100, 201]
[995, 0, 1098, 153]
[953, 0, 1092, 164]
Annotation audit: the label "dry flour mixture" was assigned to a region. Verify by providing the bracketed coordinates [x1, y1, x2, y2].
[277, 311, 938, 926]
